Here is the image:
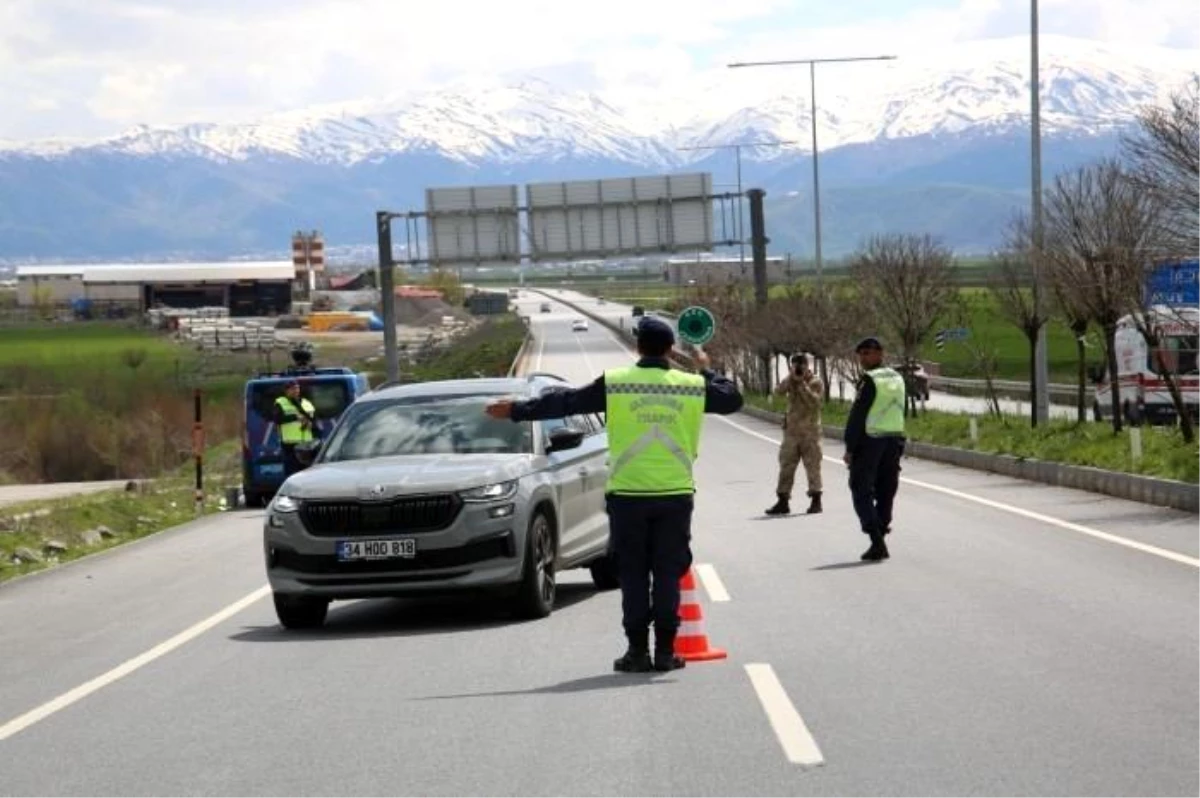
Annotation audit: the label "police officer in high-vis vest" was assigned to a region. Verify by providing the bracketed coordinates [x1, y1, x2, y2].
[273, 380, 317, 477]
[485, 316, 743, 673]
[842, 337, 906, 562]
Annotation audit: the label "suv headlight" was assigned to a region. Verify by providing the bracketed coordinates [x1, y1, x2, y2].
[271, 494, 301, 513]
[459, 480, 518, 502]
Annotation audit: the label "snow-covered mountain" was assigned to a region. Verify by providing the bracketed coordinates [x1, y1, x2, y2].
[0, 35, 1195, 260]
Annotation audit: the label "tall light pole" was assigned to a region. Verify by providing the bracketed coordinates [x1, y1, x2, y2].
[677, 139, 799, 272]
[1030, 0, 1050, 425]
[728, 54, 897, 288]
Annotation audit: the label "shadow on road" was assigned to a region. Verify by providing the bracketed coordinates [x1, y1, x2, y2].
[228, 583, 600, 643]
[413, 672, 678, 701]
[810, 560, 880, 571]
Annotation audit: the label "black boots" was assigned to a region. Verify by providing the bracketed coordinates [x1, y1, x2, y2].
[613, 630, 652, 673]
[767, 492, 822, 515]
[654, 628, 685, 672]
[861, 532, 890, 562]
[765, 494, 790, 515]
[614, 629, 685, 673]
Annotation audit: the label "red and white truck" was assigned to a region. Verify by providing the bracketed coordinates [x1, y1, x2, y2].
[1093, 305, 1199, 425]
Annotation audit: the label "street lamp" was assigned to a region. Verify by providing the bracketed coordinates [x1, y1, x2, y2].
[677, 139, 799, 271]
[728, 54, 897, 287]
[1030, 0, 1050, 426]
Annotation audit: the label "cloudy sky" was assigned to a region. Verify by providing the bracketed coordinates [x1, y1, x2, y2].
[2, 0, 1197, 141]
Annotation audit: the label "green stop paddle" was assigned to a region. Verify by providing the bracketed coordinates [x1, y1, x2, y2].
[677, 306, 716, 347]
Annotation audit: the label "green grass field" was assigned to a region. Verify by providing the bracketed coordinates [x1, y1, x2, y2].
[0, 323, 177, 366]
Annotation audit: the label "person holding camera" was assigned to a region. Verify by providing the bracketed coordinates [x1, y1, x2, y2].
[765, 353, 824, 516]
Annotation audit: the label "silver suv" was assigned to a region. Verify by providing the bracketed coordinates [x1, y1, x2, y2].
[262, 374, 617, 629]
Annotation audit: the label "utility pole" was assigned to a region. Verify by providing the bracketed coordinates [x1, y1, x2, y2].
[1030, 0, 1050, 426]
[376, 211, 399, 384]
[728, 54, 897, 289]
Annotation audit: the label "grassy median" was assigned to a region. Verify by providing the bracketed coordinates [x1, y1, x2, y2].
[743, 394, 1199, 484]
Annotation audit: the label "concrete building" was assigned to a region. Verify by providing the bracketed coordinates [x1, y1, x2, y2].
[16, 261, 297, 317]
[663, 257, 792, 286]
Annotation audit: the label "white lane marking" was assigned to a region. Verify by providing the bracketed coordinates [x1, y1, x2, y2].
[535, 320, 546, 372]
[713, 415, 1200, 569]
[0, 585, 270, 742]
[573, 325, 597, 374]
[745, 663, 825, 767]
[695, 563, 731, 602]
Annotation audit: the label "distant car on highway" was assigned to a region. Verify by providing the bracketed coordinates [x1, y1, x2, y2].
[263, 375, 617, 629]
[571, 318, 589, 332]
[631, 305, 645, 317]
[539, 302, 551, 313]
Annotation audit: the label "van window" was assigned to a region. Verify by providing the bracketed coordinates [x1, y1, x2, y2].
[1150, 335, 1199, 375]
[248, 380, 353, 421]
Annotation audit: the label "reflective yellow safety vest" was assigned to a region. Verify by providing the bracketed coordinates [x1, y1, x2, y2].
[604, 365, 706, 496]
[275, 395, 316, 444]
[865, 367, 906, 437]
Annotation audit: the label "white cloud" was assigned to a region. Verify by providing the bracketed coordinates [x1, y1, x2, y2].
[0, 0, 1195, 141]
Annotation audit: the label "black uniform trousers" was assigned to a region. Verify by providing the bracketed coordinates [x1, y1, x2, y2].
[848, 435, 904, 535]
[605, 494, 694, 638]
[281, 443, 304, 477]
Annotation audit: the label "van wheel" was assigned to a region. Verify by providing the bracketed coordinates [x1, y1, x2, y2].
[589, 554, 620, 591]
[513, 511, 556, 619]
[273, 593, 329, 629]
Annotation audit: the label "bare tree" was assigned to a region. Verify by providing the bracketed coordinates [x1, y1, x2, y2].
[1043, 158, 1162, 433]
[990, 214, 1053, 426]
[1120, 76, 1199, 258]
[1046, 264, 1095, 424]
[850, 233, 958, 415]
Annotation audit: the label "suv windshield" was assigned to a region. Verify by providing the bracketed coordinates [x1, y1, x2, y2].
[320, 393, 535, 461]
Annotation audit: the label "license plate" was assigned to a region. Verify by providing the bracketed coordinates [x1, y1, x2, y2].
[336, 539, 416, 561]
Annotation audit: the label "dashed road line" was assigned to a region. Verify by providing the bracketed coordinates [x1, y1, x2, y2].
[695, 563, 731, 602]
[745, 663, 825, 768]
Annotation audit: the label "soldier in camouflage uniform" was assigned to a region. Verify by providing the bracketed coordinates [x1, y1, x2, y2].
[766, 354, 824, 515]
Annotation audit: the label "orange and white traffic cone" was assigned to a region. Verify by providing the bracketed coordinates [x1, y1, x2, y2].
[674, 567, 727, 662]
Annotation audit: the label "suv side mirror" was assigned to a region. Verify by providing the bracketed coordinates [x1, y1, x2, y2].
[546, 427, 584, 454]
[293, 439, 322, 466]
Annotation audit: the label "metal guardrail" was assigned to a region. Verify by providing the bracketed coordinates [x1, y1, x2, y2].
[930, 374, 1094, 401]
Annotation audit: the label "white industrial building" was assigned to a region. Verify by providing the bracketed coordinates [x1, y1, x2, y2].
[663, 256, 792, 286]
[16, 261, 298, 317]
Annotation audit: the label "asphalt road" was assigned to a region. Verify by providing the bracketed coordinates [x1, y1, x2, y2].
[541, 288, 1082, 420]
[0, 292, 1196, 796]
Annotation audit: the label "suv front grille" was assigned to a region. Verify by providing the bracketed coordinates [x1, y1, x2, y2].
[299, 495, 462, 537]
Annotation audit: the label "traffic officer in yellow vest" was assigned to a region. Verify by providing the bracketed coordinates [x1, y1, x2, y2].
[485, 316, 743, 673]
[842, 337, 906, 562]
[274, 380, 317, 477]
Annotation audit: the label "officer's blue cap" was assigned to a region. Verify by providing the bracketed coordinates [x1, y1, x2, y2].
[855, 336, 883, 352]
[635, 315, 675, 348]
